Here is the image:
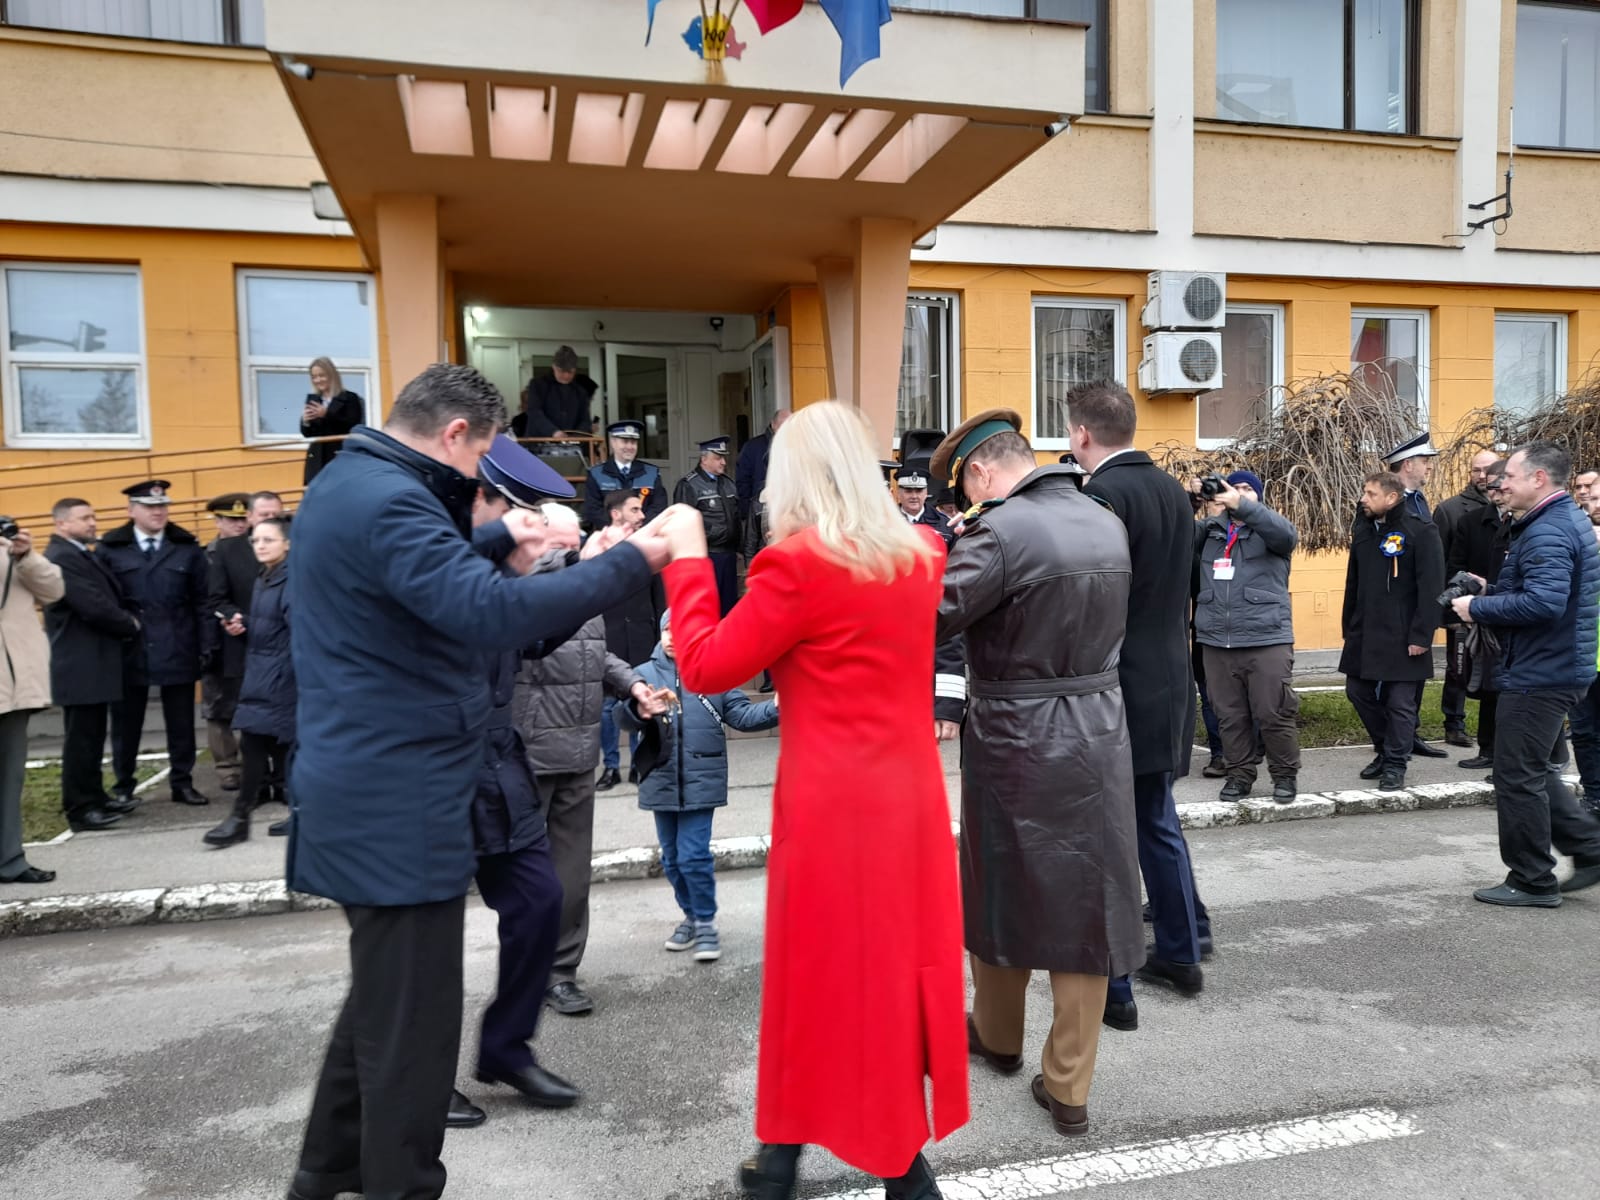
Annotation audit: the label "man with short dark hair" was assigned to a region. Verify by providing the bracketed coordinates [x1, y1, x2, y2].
[515, 346, 596, 440]
[1342, 471, 1445, 793]
[1451, 442, 1600, 906]
[284, 363, 671, 1200]
[249, 491, 286, 523]
[44, 499, 141, 832]
[1072, 381, 1212, 1026]
[1435, 450, 1501, 749]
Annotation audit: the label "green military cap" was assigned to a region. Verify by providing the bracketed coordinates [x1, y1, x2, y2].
[930, 409, 1023, 488]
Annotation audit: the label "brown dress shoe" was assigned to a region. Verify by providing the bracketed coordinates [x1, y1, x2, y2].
[1031, 1074, 1089, 1137]
[966, 1014, 1023, 1074]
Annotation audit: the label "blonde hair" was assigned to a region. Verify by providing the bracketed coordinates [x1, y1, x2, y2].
[309, 356, 346, 397]
[764, 401, 938, 583]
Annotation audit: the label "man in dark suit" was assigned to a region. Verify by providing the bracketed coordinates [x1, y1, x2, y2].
[42, 498, 142, 832]
[97, 480, 212, 808]
[1072, 382, 1211, 1030]
[734, 407, 789, 521]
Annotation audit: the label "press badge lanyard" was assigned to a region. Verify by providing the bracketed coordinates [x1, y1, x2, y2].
[1214, 523, 1241, 581]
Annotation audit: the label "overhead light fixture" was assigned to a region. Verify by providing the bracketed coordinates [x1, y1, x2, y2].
[471, 306, 490, 323]
[309, 182, 345, 222]
[280, 56, 315, 81]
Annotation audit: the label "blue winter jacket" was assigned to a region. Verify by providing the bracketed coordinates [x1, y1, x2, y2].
[233, 561, 294, 743]
[286, 425, 652, 908]
[618, 642, 777, 813]
[1468, 491, 1600, 692]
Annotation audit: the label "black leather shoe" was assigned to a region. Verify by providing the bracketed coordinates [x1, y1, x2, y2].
[967, 1013, 1023, 1074]
[1444, 729, 1473, 748]
[1459, 754, 1493, 769]
[1102, 1000, 1138, 1031]
[595, 767, 621, 792]
[103, 791, 141, 814]
[286, 1167, 362, 1200]
[884, 1152, 943, 1200]
[447, 1087, 487, 1128]
[1032, 1073, 1089, 1137]
[1219, 777, 1252, 801]
[3, 864, 56, 884]
[1559, 862, 1600, 894]
[1411, 740, 1448, 759]
[202, 812, 249, 847]
[474, 1062, 579, 1108]
[219, 775, 241, 792]
[171, 783, 210, 806]
[1378, 769, 1406, 792]
[268, 818, 290, 836]
[545, 980, 595, 1015]
[68, 807, 123, 832]
[627, 765, 640, 784]
[1201, 756, 1227, 778]
[1137, 956, 1203, 996]
[1147, 937, 1213, 962]
[738, 1143, 801, 1199]
[1359, 755, 1384, 780]
[1271, 776, 1298, 804]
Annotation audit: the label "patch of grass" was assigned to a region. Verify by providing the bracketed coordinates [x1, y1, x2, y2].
[22, 761, 164, 843]
[1197, 681, 1475, 751]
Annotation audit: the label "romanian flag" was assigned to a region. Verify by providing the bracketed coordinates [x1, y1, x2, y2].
[820, 0, 891, 86]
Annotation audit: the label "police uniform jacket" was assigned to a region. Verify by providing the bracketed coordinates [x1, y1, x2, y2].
[206, 533, 259, 679]
[43, 534, 140, 708]
[285, 426, 652, 908]
[232, 561, 296, 744]
[673, 467, 742, 554]
[97, 521, 212, 688]
[580, 458, 666, 530]
[935, 465, 1143, 977]
[905, 506, 955, 548]
[1339, 505, 1444, 682]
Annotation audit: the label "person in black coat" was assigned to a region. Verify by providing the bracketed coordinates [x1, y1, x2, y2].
[204, 519, 295, 848]
[301, 357, 366, 485]
[202, 493, 251, 792]
[1445, 459, 1514, 770]
[513, 346, 597, 439]
[673, 436, 742, 615]
[1341, 472, 1446, 792]
[97, 481, 213, 808]
[1072, 382, 1211, 1026]
[596, 488, 666, 789]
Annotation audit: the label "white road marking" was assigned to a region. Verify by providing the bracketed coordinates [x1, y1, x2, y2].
[814, 1107, 1420, 1199]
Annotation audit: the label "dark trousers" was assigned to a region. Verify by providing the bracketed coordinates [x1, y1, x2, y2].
[654, 808, 718, 922]
[535, 770, 596, 982]
[202, 673, 241, 776]
[110, 683, 196, 792]
[1566, 674, 1600, 804]
[475, 838, 562, 1075]
[1345, 677, 1423, 770]
[59, 702, 110, 817]
[236, 732, 288, 815]
[1441, 627, 1469, 733]
[1493, 688, 1600, 894]
[0, 710, 30, 881]
[599, 695, 639, 771]
[1197, 678, 1223, 756]
[296, 896, 465, 1200]
[1203, 644, 1301, 781]
[710, 551, 739, 616]
[1109, 771, 1212, 1004]
[1476, 691, 1500, 759]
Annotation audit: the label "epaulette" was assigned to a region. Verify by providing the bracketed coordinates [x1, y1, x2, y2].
[962, 498, 1006, 524]
[1088, 494, 1115, 513]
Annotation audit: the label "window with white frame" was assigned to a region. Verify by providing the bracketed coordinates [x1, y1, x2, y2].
[1197, 305, 1283, 447]
[1033, 297, 1126, 448]
[1494, 313, 1567, 416]
[237, 271, 378, 443]
[1350, 308, 1428, 424]
[3, 0, 266, 45]
[1515, 2, 1600, 150]
[898, 295, 959, 440]
[2, 264, 148, 448]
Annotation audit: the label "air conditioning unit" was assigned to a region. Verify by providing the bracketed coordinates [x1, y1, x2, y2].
[1142, 270, 1226, 330]
[1139, 331, 1222, 394]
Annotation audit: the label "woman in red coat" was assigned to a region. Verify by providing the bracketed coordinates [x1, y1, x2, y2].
[659, 401, 968, 1199]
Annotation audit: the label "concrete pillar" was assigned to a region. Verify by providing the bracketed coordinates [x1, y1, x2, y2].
[815, 218, 915, 452]
[374, 193, 444, 400]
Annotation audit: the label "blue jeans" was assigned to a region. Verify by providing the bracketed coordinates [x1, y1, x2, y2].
[1109, 771, 1211, 1004]
[600, 695, 640, 771]
[654, 808, 718, 923]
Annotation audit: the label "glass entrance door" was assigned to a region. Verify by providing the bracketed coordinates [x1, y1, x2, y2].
[604, 344, 682, 474]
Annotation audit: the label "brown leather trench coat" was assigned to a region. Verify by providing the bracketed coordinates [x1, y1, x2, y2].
[936, 466, 1145, 977]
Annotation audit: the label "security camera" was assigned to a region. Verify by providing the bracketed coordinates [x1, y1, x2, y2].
[710, 316, 725, 331]
[281, 57, 315, 81]
[1044, 116, 1071, 138]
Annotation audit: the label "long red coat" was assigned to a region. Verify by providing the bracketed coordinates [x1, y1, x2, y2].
[665, 527, 969, 1177]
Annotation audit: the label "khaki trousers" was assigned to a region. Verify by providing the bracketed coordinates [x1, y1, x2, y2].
[970, 954, 1107, 1107]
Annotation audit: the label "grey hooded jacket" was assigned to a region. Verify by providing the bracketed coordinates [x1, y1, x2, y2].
[1194, 497, 1299, 650]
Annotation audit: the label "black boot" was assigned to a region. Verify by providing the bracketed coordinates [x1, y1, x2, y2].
[884, 1153, 943, 1199]
[738, 1143, 801, 1199]
[202, 796, 252, 847]
[595, 767, 622, 792]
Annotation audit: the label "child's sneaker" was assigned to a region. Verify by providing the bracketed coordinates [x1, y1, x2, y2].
[692, 924, 721, 963]
[664, 920, 695, 952]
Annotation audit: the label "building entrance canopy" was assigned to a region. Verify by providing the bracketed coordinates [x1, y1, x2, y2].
[264, 0, 1085, 440]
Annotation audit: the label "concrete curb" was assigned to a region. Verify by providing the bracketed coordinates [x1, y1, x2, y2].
[0, 780, 1496, 939]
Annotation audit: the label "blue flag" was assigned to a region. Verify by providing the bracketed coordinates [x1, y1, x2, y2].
[646, 0, 667, 44]
[820, 0, 891, 86]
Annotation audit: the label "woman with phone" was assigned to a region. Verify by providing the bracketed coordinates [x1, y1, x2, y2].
[300, 357, 365, 485]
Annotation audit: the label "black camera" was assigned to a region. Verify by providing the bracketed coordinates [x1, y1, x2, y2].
[1198, 475, 1226, 500]
[0, 517, 18, 541]
[1438, 570, 1484, 607]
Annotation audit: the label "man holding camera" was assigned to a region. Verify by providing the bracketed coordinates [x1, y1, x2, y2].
[1194, 470, 1301, 803]
[1435, 450, 1501, 750]
[1341, 472, 1445, 792]
[1450, 442, 1600, 907]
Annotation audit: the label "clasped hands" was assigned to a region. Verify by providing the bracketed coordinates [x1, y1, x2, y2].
[500, 504, 709, 575]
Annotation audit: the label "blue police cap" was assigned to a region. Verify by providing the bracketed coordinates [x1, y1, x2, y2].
[698, 436, 731, 455]
[608, 420, 644, 440]
[480, 434, 576, 507]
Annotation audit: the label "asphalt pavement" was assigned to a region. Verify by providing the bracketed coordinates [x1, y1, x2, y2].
[2, 808, 1596, 1200]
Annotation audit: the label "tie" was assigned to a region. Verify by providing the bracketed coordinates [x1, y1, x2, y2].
[142, 538, 155, 559]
